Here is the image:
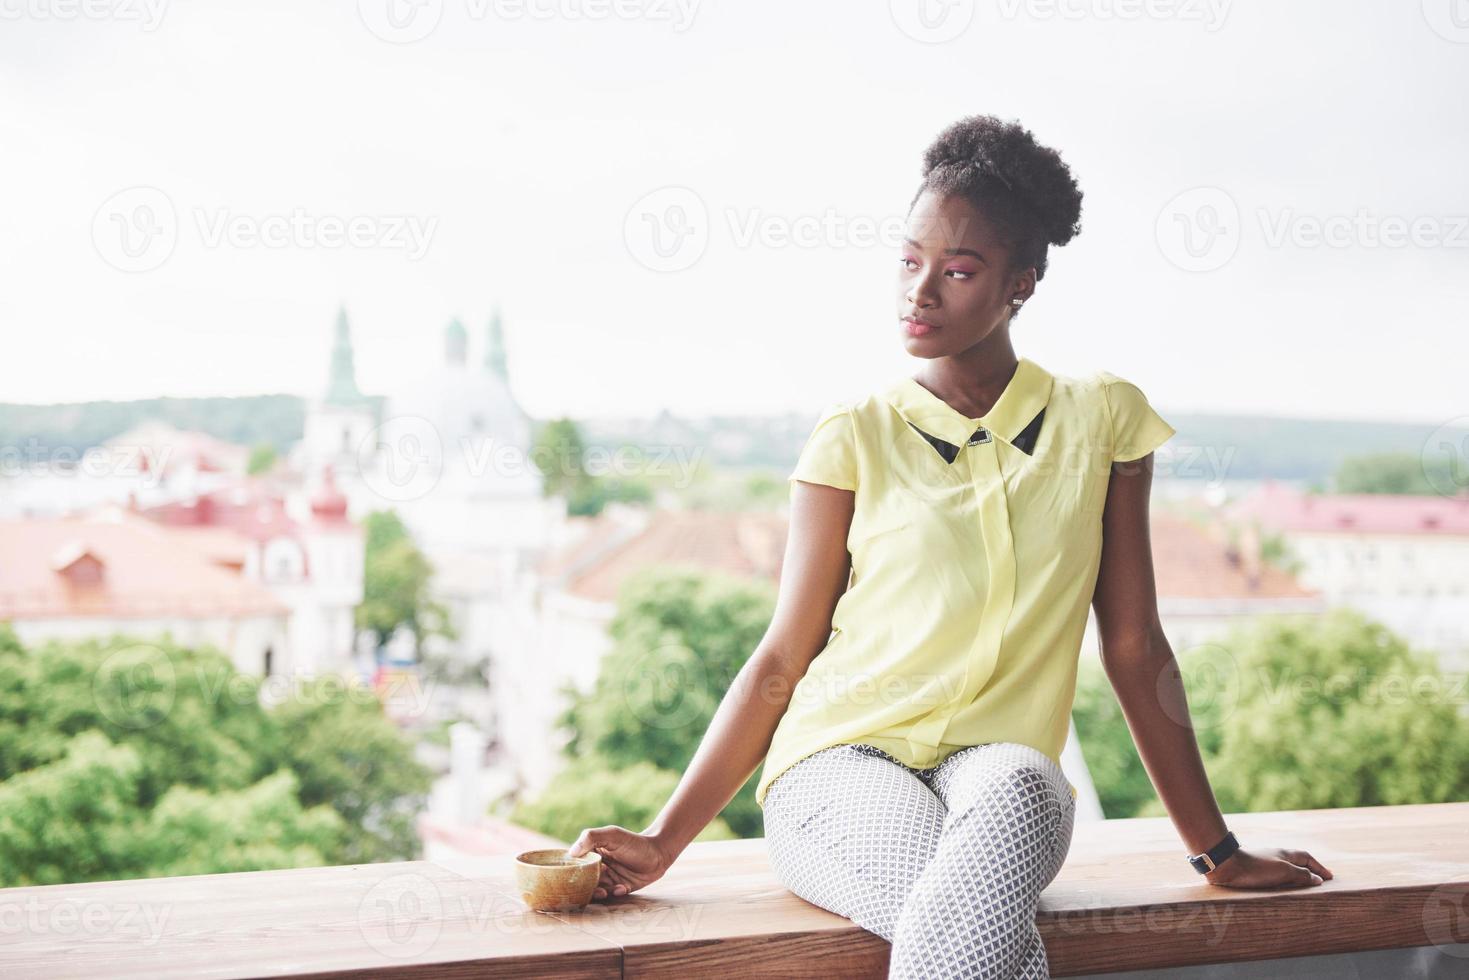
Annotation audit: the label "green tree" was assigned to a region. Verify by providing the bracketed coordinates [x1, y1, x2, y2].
[1070, 656, 1158, 818]
[269, 679, 431, 864]
[546, 567, 776, 839]
[0, 626, 431, 885]
[354, 510, 455, 658]
[1202, 610, 1469, 812]
[1334, 452, 1453, 495]
[1073, 610, 1469, 817]
[510, 758, 735, 844]
[532, 418, 591, 501]
[247, 443, 278, 475]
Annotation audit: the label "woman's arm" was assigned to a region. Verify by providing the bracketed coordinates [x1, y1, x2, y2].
[1091, 453, 1334, 889]
[568, 479, 855, 900]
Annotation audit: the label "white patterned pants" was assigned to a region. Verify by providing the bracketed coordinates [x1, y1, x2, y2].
[761, 741, 1076, 979]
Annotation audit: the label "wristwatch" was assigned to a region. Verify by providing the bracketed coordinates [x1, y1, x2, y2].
[1187, 830, 1240, 874]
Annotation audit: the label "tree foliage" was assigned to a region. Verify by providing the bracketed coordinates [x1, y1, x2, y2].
[354, 510, 455, 656]
[533, 567, 775, 839]
[0, 626, 430, 886]
[1072, 609, 1469, 817]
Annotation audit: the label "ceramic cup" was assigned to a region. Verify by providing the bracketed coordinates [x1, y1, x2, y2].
[513, 848, 603, 912]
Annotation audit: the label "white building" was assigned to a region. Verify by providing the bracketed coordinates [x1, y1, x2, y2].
[1224, 481, 1469, 669]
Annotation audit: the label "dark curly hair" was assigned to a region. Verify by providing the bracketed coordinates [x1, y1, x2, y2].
[910, 115, 1083, 289]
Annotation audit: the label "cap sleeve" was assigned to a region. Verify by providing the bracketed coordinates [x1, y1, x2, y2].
[1099, 372, 1176, 463]
[789, 402, 858, 491]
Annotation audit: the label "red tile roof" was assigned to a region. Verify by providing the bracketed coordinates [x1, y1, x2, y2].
[1151, 512, 1316, 600]
[0, 514, 287, 620]
[544, 509, 787, 602]
[1227, 481, 1469, 535]
[540, 506, 1313, 605]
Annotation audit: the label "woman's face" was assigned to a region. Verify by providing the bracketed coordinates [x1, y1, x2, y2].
[897, 190, 1034, 357]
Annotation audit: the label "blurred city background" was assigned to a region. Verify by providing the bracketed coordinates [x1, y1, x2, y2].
[2, 0, 1467, 889]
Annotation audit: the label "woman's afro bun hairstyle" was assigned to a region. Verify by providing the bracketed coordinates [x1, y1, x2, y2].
[913, 114, 1083, 282]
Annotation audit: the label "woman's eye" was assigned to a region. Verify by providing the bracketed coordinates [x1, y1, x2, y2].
[900, 256, 918, 270]
[946, 269, 973, 279]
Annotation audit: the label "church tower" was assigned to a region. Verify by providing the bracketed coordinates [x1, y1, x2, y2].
[485, 307, 508, 381]
[300, 305, 378, 474]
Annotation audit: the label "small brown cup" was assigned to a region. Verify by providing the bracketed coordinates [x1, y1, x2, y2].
[513, 848, 603, 912]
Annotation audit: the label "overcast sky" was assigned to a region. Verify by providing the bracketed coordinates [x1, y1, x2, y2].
[2, 0, 1465, 427]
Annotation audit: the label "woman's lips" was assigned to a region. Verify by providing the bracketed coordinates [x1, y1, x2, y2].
[903, 317, 938, 337]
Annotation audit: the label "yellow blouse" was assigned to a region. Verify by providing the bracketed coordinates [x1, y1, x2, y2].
[756, 356, 1176, 807]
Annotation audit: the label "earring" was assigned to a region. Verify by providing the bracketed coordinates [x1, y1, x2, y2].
[1010, 299, 1025, 308]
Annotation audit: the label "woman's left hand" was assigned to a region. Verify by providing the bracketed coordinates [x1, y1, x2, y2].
[1203, 846, 1333, 889]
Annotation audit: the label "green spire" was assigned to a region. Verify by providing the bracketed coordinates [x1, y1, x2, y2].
[485, 306, 507, 380]
[445, 317, 468, 365]
[325, 305, 366, 405]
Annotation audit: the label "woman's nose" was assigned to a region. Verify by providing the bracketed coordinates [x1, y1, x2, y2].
[907, 270, 940, 309]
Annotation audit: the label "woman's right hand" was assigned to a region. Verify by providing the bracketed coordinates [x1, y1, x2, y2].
[566, 825, 676, 901]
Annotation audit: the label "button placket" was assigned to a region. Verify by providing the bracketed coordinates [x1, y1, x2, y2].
[907, 436, 1016, 753]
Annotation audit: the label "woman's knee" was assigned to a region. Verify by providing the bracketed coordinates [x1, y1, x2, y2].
[936, 743, 1072, 830]
[761, 744, 946, 937]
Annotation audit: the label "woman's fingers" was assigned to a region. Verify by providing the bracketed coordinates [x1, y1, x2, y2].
[1291, 850, 1333, 880]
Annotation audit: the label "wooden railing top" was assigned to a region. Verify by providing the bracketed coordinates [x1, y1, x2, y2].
[1, 800, 1465, 978]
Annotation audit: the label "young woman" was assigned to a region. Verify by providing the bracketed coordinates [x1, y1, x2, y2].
[568, 114, 1333, 978]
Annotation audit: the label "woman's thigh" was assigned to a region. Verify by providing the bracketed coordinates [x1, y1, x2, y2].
[761, 743, 946, 941]
[927, 741, 1076, 891]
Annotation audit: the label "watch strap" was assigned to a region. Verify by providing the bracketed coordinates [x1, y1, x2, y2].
[1187, 830, 1240, 874]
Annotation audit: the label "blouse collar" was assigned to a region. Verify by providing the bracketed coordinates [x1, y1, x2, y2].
[881, 356, 1055, 453]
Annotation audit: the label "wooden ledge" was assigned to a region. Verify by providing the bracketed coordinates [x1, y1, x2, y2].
[0, 801, 1464, 978]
